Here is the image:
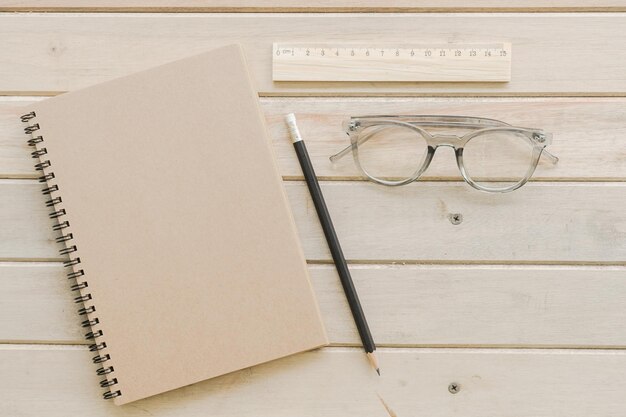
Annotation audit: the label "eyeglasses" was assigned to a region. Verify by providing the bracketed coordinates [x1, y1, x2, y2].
[330, 115, 559, 193]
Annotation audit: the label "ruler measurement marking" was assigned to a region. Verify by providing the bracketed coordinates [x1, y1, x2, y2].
[273, 43, 511, 82]
[274, 46, 508, 56]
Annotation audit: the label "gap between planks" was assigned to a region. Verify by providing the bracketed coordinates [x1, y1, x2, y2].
[3, 255, 626, 267]
[3, 258, 625, 267]
[6, 91, 626, 98]
[1, 7, 626, 13]
[2, 344, 626, 355]
[3, 258, 626, 269]
[4, 174, 626, 182]
[6, 339, 626, 349]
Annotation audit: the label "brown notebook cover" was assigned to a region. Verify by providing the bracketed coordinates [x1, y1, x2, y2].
[20, 44, 328, 405]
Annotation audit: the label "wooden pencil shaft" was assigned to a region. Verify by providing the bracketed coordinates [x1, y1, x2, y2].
[292, 140, 376, 353]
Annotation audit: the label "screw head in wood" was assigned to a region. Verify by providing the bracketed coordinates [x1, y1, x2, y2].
[448, 213, 463, 225]
[448, 382, 461, 394]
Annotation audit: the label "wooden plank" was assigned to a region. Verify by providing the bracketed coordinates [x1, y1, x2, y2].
[3, 262, 626, 347]
[1, 345, 626, 416]
[0, 181, 61, 260]
[1, 180, 625, 263]
[290, 182, 626, 263]
[0, 263, 80, 343]
[0, 99, 32, 178]
[3, 97, 626, 181]
[1, 0, 626, 12]
[0, 13, 625, 95]
[264, 97, 626, 181]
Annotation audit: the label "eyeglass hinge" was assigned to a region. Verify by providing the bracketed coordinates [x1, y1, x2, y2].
[348, 121, 360, 132]
[533, 133, 546, 143]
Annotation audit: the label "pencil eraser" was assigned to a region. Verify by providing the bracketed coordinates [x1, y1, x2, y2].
[284, 113, 302, 143]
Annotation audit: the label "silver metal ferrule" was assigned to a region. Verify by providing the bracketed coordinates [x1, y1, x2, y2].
[285, 113, 303, 143]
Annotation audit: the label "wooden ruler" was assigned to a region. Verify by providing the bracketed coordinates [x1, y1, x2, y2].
[272, 43, 511, 82]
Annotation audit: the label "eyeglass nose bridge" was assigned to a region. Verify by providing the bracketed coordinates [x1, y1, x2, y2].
[428, 134, 462, 148]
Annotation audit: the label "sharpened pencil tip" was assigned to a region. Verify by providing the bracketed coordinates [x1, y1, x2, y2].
[366, 351, 380, 375]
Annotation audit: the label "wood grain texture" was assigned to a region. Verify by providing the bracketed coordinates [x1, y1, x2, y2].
[0, 181, 61, 261]
[0, 13, 625, 95]
[291, 182, 626, 263]
[3, 97, 626, 180]
[2, 0, 626, 12]
[2, 345, 626, 416]
[0, 100, 32, 177]
[2, 180, 626, 263]
[3, 262, 626, 347]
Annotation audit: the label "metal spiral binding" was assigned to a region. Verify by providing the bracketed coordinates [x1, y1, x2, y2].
[21, 111, 121, 401]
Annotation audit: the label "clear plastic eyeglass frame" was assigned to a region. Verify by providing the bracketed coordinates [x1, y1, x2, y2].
[329, 115, 559, 193]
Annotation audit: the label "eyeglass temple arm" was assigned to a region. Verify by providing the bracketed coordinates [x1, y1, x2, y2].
[329, 127, 384, 162]
[329, 143, 353, 162]
[541, 148, 559, 164]
[330, 129, 560, 164]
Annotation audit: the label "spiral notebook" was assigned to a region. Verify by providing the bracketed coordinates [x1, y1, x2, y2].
[19, 44, 328, 405]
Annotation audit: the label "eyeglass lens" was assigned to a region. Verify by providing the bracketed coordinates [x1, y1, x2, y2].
[354, 124, 538, 190]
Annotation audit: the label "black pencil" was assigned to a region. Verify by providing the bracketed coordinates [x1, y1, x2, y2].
[285, 113, 379, 375]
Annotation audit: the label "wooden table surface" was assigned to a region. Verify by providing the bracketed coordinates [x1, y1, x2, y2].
[1, 3, 626, 416]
